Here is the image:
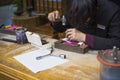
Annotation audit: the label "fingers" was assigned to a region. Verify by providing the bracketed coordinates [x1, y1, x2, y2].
[66, 28, 86, 42]
[48, 10, 60, 22]
[65, 30, 73, 38]
[55, 10, 60, 19]
[65, 28, 75, 40]
[67, 34, 73, 41]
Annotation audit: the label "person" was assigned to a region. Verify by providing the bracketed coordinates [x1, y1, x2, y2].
[48, 0, 120, 50]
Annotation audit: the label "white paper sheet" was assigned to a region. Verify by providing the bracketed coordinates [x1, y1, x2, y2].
[13, 49, 68, 73]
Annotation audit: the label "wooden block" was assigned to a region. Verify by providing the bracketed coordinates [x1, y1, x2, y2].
[54, 40, 89, 53]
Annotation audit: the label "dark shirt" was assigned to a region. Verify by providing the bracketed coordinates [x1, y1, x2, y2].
[51, 0, 120, 50]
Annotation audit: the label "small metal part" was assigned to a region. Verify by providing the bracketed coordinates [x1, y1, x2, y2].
[61, 15, 66, 26]
[59, 54, 66, 59]
[54, 15, 66, 26]
[113, 46, 119, 63]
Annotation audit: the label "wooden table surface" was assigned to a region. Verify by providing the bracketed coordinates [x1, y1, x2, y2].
[0, 34, 100, 80]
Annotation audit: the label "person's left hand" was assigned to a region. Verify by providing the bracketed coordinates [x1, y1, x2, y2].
[65, 28, 86, 42]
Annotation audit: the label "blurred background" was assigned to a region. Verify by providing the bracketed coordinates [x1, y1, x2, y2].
[0, 0, 66, 38]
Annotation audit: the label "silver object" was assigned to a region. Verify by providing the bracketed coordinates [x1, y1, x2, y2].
[55, 15, 66, 26]
[36, 47, 66, 60]
[61, 15, 66, 26]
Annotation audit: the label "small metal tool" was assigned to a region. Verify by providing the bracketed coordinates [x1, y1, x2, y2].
[36, 47, 66, 60]
[36, 47, 53, 60]
[55, 15, 66, 26]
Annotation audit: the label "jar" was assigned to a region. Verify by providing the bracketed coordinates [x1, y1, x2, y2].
[15, 28, 28, 44]
[97, 47, 120, 80]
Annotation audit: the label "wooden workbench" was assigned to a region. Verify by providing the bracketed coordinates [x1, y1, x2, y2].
[0, 34, 100, 80]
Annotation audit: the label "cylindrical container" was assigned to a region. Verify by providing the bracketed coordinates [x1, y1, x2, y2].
[97, 47, 120, 80]
[15, 28, 28, 44]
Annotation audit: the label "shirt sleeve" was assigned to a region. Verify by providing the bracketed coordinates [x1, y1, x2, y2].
[85, 34, 94, 48]
[88, 10, 120, 50]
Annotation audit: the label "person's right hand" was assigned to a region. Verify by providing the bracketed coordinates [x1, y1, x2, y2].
[48, 10, 60, 22]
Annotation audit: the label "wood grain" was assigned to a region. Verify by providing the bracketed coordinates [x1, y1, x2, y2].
[0, 36, 100, 80]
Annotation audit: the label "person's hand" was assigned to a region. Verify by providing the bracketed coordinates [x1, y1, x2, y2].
[65, 28, 86, 42]
[48, 10, 60, 22]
